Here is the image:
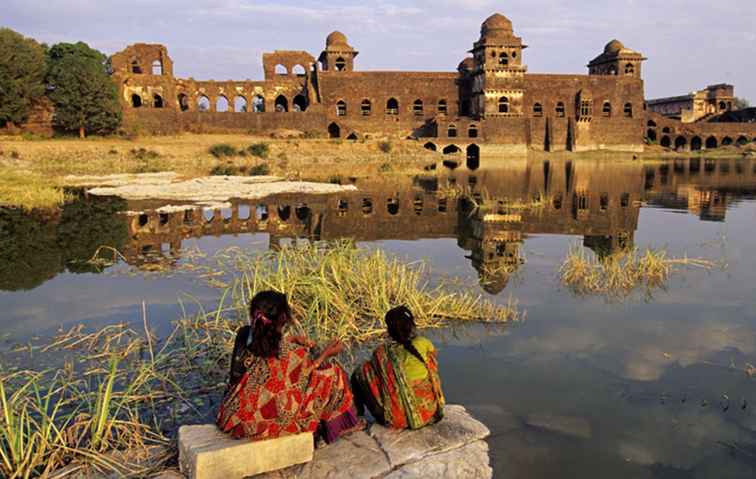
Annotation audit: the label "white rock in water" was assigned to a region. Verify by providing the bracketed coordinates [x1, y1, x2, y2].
[178, 425, 313, 479]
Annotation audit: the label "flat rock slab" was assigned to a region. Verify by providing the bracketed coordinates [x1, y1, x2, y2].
[258, 404, 491, 479]
[86, 176, 357, 203]
[178, 425, 313, 479]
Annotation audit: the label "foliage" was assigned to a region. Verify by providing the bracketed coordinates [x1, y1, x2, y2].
[46, 42, 122, 137]
[247, 142, 270, 159]
[0, 28, 47, 128]
[208, 143, 237, 158]
[559, 245, 717, 300]
[734, 97, 750, 110]
[209, 164, 242, 176]
[248, 163, 270, 176]
[129, 148, 159, 160]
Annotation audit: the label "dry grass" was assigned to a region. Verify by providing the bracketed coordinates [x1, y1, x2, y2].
[0, 134, 435, 210]
[559, 245, 718, 299]
[2, 240, 520, 478]
[0, 170, 73, 211]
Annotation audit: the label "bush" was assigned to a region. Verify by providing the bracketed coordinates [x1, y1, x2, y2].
[247, 142, 270, 158]
[210, 164, 241, 176]
[379, 162, 392, 173]
[379, 141, 392, 153]
[328, 175, 343, 184]
[209, 143, 238, 158]
[249, 163, 270, 176]
[129, 148, 159, 160]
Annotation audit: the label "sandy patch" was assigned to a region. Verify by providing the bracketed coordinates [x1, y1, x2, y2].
[85, 175, 357, 202]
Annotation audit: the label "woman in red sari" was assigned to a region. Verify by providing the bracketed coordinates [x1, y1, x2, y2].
[217, 290, 362, 443]
[351, 306, 445, 430]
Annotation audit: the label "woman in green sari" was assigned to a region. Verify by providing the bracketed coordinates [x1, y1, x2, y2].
[351, 306, 445, 429]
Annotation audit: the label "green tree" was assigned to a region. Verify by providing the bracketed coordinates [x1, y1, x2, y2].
[734, 97, 750, 110]
[47, 42, 121, 137]
[0, 28, 47, 128]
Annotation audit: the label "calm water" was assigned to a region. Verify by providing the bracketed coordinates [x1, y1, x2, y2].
[1, 157, 756, 478]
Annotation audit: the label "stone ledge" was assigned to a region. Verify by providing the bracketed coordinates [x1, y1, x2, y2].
[178, 425, 313, 479]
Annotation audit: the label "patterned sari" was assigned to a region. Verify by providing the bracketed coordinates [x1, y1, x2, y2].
[352, 336, 445, 430]
[217, 334, 357, 442]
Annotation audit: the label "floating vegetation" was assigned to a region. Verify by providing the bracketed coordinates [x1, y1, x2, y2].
[1, 240, 519, 477]
[559, 245, 719, 299]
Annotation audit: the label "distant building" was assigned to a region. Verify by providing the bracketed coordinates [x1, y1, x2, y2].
[647, 84, 736, 123]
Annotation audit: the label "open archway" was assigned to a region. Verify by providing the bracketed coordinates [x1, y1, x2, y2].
[177, 93, 189, 111]
[722, 136, 733, 146]
[674, 136, 686, 150]
[690, 136, 702, 151]
[292, 64, 306, 77]
[153, 94, 163, 108]
[216, 96, 229, 112]
[293, 95, 307, 112]
[232, 96, 247, 112]
[386, 98, 399, 115]
[442, 144, 460, 155]
[660, 136, 671, 148]
[197, 95, 210, 112]
[131, 94, 142, 108]
[705, 136, 718, 149]
[275, 64, 287, 75]
[646, 129, 657, 142]
[466, 144, 480, 170]
[274, 95, 288, 112]
[328, 122, 340, 139]
[424, 142, 437, 151]
[252, 95, 265, 112]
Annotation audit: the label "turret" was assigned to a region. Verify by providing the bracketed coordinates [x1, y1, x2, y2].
[318, 31, 358, 72]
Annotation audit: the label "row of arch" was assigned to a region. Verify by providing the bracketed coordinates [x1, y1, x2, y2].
[334, 98, 449, 117]
[131, 93, 311, 113]
[131, 60, 163, 75]
[656, 134, 755, 151]
[524, 100, 634, 118]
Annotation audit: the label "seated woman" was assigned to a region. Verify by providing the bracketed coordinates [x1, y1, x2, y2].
[351, 306, 445, 430]
[217, 290, 362, 443]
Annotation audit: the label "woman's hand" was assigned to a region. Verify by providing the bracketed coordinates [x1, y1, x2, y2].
[322, 339, 345, 358]
[290, 335, 317, 349]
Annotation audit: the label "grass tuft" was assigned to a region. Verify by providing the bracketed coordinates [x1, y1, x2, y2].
[247, 142, 270, 159]
[208, 144, 238, 158]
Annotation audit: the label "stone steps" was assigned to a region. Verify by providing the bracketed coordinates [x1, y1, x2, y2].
[176, 404, 491, 479]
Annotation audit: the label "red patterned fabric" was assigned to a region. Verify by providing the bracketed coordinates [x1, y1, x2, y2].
[217, 337, 354, 441]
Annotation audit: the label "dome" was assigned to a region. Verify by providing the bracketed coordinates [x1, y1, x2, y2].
[326, 31, 348, 47]
[480, 13, 513, 39]
[458, 57, 475, 71]
[604, 39, 625, 55]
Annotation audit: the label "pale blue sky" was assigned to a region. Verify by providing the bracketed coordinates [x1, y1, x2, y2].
[5, 0, 755, 101]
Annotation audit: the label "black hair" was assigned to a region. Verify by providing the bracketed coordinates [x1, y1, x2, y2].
[249, 290, 291, 358]
[385, 305, 424, 364]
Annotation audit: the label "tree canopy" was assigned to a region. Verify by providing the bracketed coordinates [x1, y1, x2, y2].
[734, 97, 751, 110]
[47, 42, 121, 137]
[0, 28, 47, 128]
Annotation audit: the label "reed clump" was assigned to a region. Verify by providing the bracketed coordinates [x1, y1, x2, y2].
[559, 245, 717, 299]
[2, 240, 520, 477]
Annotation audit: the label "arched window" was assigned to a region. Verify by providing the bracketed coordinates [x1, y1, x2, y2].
[335, 57, 346, 71]
[674, 136, 687, 150]
[722, 136, 733, 146]
[719, 101, 727, 111]
[328, 122, 340, 139]
[602, 101, 612, 117]
[447, 124, 457, 138]
[660, 136, 671, 148]
[216, 96, 229, 112]
[292, 64, 306, 77]
[413, 99, 423, 116]
[336, 100, 347, 116]
[438, 99, 448, 115]
[442, 144, 460, 155]
[468, 124, 478, 138]
[131, 94, 142, 108]
[623, 103, 633, 118]
[647, 120, 657, 127]
[556, 102, 565, 117]
[533, 103, 543, 117]
[234, 96, 248, 112]
[361, 99, 371, 116]
[293, 94, 307, 112]
[386, 98, 399, 115]
[152, 60, 163, 75]
[608, 65, 617, 75]
[499, 52, 508, 66]
[153, 94, 163, 108]
[690, 136, 702, 151]
[647, 129, 657, 142]
[252, 95, 265, 112]
[177, 93, 189, 112]
[131, 61, 142, 74]
[705, 136, 718, 149]
[466, 144, 480, 170]
[275, 95, 288, 112]
[274, 64, 287, 75]
[498, 97, 509, 113]
[197, 95, 210, 112]
[624, 63, 634, 75]
[424, 142, 437, 151]
[662, 126, 671, 133]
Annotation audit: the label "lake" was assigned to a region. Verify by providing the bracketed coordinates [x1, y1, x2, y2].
[1, 156, 755, 478]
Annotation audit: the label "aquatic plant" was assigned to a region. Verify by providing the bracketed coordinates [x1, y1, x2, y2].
[0, 170, 71, 210]
[559, 245, 718, 299]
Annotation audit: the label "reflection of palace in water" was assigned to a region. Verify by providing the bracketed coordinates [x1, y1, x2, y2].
[123, 157, 756, 293]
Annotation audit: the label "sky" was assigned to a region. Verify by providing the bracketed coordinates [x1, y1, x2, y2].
[4, 0, 756, 102]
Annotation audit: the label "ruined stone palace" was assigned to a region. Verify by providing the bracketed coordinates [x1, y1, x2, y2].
[108, 13, 755, 154]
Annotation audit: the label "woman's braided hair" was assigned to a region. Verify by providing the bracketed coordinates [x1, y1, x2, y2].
[248, 290, 291, 358]
[385, 305, 425, 364]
